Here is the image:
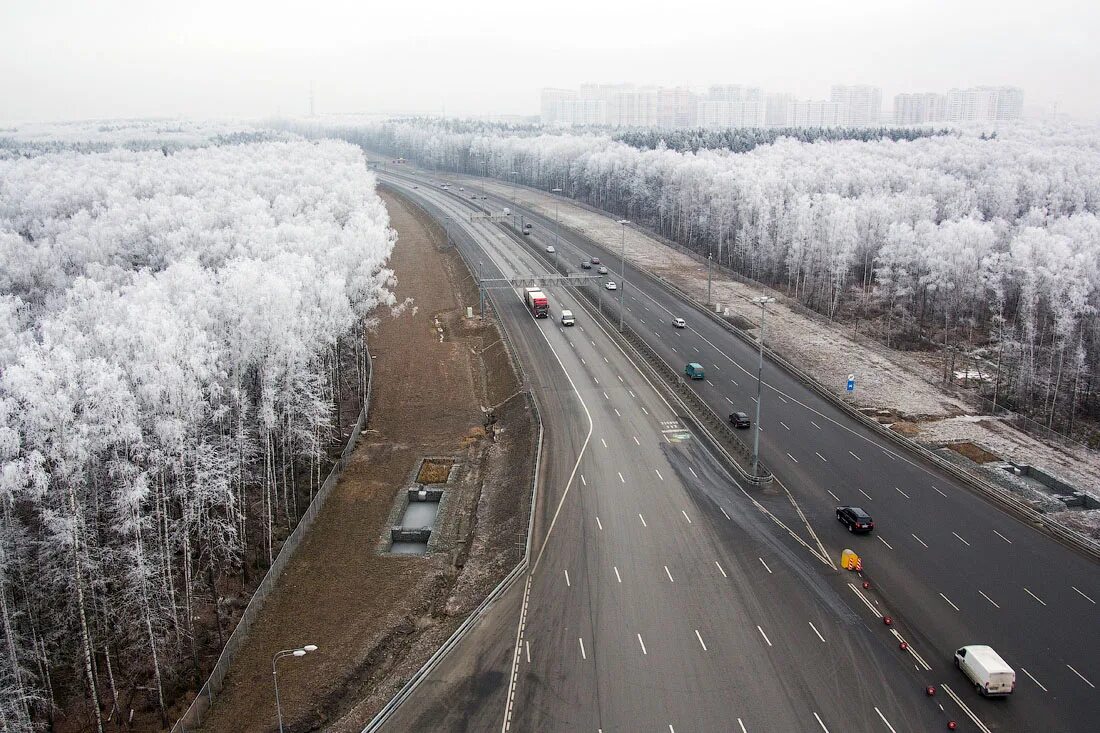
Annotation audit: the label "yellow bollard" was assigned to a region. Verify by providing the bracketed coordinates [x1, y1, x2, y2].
[841, 548, 861, 571]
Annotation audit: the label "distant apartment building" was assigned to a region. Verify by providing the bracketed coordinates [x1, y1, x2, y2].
[613, 87, 658, 127]
[894, 92, 947, 124]
[945, 86, 1024, 122]
[830, 84, 883, 125]
[656, 87, 699, 128]
[765, 93, 793, 127]
[540, 88, 578, 125]
[786, 100, 845, 127]
[698, 85, 765, 128]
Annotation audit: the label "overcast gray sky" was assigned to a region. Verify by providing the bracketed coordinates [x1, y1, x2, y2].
[2, 0, 1097, 122]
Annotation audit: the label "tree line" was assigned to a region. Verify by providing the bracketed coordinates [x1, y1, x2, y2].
[0, 139, 396, 730]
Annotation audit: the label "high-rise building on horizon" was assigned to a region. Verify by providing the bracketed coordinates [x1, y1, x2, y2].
[945, 86, 1024, 122]
[786, 100, 845, 127]
[894, 92, 948, 124]
[830, 84, 883, 125]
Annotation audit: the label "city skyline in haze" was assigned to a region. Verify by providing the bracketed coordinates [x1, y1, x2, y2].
[1, 0, 1096, 123]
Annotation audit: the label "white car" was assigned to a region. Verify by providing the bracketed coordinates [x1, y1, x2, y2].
[605, 281, 617, 290]
[546, 246, 556, 254]
[673, 317, 686, 328]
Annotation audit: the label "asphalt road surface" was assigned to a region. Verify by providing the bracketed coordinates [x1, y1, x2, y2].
[377, 177, 954, 732]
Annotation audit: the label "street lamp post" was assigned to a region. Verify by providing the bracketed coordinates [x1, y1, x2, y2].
[707, 252, 713, 307]
[752, 297, 775, 478]
[273, 644, 318, 733]
[618, 220, 629, 332]
[510, 171, 519, 229]
[552, 187, 563, 271]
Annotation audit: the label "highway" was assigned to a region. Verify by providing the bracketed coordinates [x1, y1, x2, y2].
[373, 164, 1100, 732]
[374, 175, 962, 732]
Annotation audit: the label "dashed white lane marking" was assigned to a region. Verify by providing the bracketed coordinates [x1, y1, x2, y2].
[593, 377, 599, 385]
[816, 452, 827, 462]
[940, 592, 960, 611]
[952, 531, 970, 547]
[713, 364, 720, 369]
[613, 408, 621, 417]
[706, 379, 714, 386]
[1020, 667, 1048, 692]
[883, 450, 898, 461]
[617, 375, 624, 383]
[1024, 587, 1047, 606]
[695, 629, 708, 651]
[715, 561, 727, 578]
[720, 506, 731, 520]
[688, 466, 698, 479]
[629, 389, 636, 398]
[613, 566, 622, 583]
[603, 357, 608, 364]
[618, 472, 625, 483]
[669, 726, 675, 733]
[655, 468, 664, 480]
[638, 514, 647, 527]
[731, 378, 739, 386]
[581, 475, 587, 486]
[827, 489, 841, 502]
[993, 529, 1013, 544]
[941, 683, 991, 733]
[693, 346, 699, 353]
[602, 391, 610, 400]
[849, 450, 862, 461]
[738, 719, 748, 733]
[578, 637, 586, 660]
[979, 590, 1000, 608]
[726, 396, 734, 404]
[633, 436, 640, 445]
[1072, 586, 1096, 604]
[877, 536, 894, 550]
[665, 566, 675, 583]
[931, 484, 948, 498]
[1068, 664, 1095, 688]
[595, 516, 603, 530]
[912, 533, 929, 549]
[759, 557, 773, 574]
[681, 510, 692, 524]
[601, 438, 608, 448]
[564, 570, 570, 587]
[810, 420, 821, 429]
[813, 712, 830, 732]
[859, 489, 873, 501]
[787, 452, 799, 463]
[809, 621, 826, 643]
[637, 633, 648, 655]
[757, 625, 773, 647]
[874, 707, 898, 733]
[581, 358, 586, 365]
[525, 640, 530, 664]
[641, 406, 649, 415]
[894, 486, 910, 499]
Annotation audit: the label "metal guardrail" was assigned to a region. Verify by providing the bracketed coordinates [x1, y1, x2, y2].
[172, 351, 373, 733]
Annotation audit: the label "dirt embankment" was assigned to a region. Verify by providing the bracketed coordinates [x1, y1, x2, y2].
[192, 187, 535, 732]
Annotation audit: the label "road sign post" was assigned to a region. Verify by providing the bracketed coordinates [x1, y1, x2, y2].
[847, 373, 855, 395]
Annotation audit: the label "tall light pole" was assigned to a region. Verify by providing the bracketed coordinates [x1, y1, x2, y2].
[510, 171, 519, 229]
[552, 187, 563, 272]
[618, 220, 629, 332]
[706, 251, 713, 307]
[752, 296, 775, 478]
[273, 644, 318, 733]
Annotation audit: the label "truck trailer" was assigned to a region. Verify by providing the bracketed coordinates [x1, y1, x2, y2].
[524, 288, 549, 318]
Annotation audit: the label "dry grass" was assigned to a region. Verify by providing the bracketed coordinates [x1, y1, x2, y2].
[947, 441, 1001, 464]
[890, 420, 921, 437]
[417, 458, 454, 484]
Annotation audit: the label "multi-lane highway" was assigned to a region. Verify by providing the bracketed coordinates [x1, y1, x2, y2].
[372, 165, 1099, 733]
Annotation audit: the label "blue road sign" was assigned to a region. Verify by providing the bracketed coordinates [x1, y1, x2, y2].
[847, 374, 855, 392]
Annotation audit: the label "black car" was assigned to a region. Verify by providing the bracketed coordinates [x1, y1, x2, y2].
[836, 506, 874, 533]
[729, 411, 751, 429]
[580, 260, 592, 269]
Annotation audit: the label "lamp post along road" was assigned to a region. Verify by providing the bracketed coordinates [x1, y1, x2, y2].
[752, 297, 775, 478]
[618, 220, 629, 331]
[510, 171, 519, 229]
[552, 187, 563, 271]
[272, 644, 317, 733]
[707, 252, 713, 306]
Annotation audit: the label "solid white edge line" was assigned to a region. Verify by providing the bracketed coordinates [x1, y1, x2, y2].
[941, 683, 992, 733]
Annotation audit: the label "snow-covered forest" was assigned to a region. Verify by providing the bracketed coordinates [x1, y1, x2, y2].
[0, 136, 395, 729]
[284, 118, 1100, 444]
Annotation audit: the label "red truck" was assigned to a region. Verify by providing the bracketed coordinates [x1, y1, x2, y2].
[524, 288, 549, 318]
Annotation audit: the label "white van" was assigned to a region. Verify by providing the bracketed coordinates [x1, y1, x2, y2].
[954, 645, 1015, 696]
[561, 310, 575, 326]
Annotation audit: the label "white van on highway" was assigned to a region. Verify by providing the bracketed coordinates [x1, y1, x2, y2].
[954, 645, 1015, 696]
[560, 310, 575, 326]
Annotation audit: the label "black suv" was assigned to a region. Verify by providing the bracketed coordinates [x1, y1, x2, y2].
[729, 412, 751, 429]
[836, 506, 874, 533]
[580, 260, 592, 269]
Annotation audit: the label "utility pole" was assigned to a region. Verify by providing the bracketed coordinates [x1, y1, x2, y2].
[752, 296, 775, 478]
[707, 252, 713, 307]
[618, 220, 629, 332]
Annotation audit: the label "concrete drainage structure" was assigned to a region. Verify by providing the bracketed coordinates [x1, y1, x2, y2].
[385, 457, 459, 555]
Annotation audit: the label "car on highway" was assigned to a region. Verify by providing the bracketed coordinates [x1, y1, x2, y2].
[591, 257, 600, 264]
[729, 411, 751, 428]
[561, 309, 575, 326]
[546, 245, 556, 253]
[685, 362, 705, 379]
[580, 260, 592, 269]
[836, 506, 874, 533]
[673, 317, 686, 328]
[524, 222, 533, 230]
[522, 229, 531, 236]
[597, 266, 608, 274]
[605, 281, 617, 290]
